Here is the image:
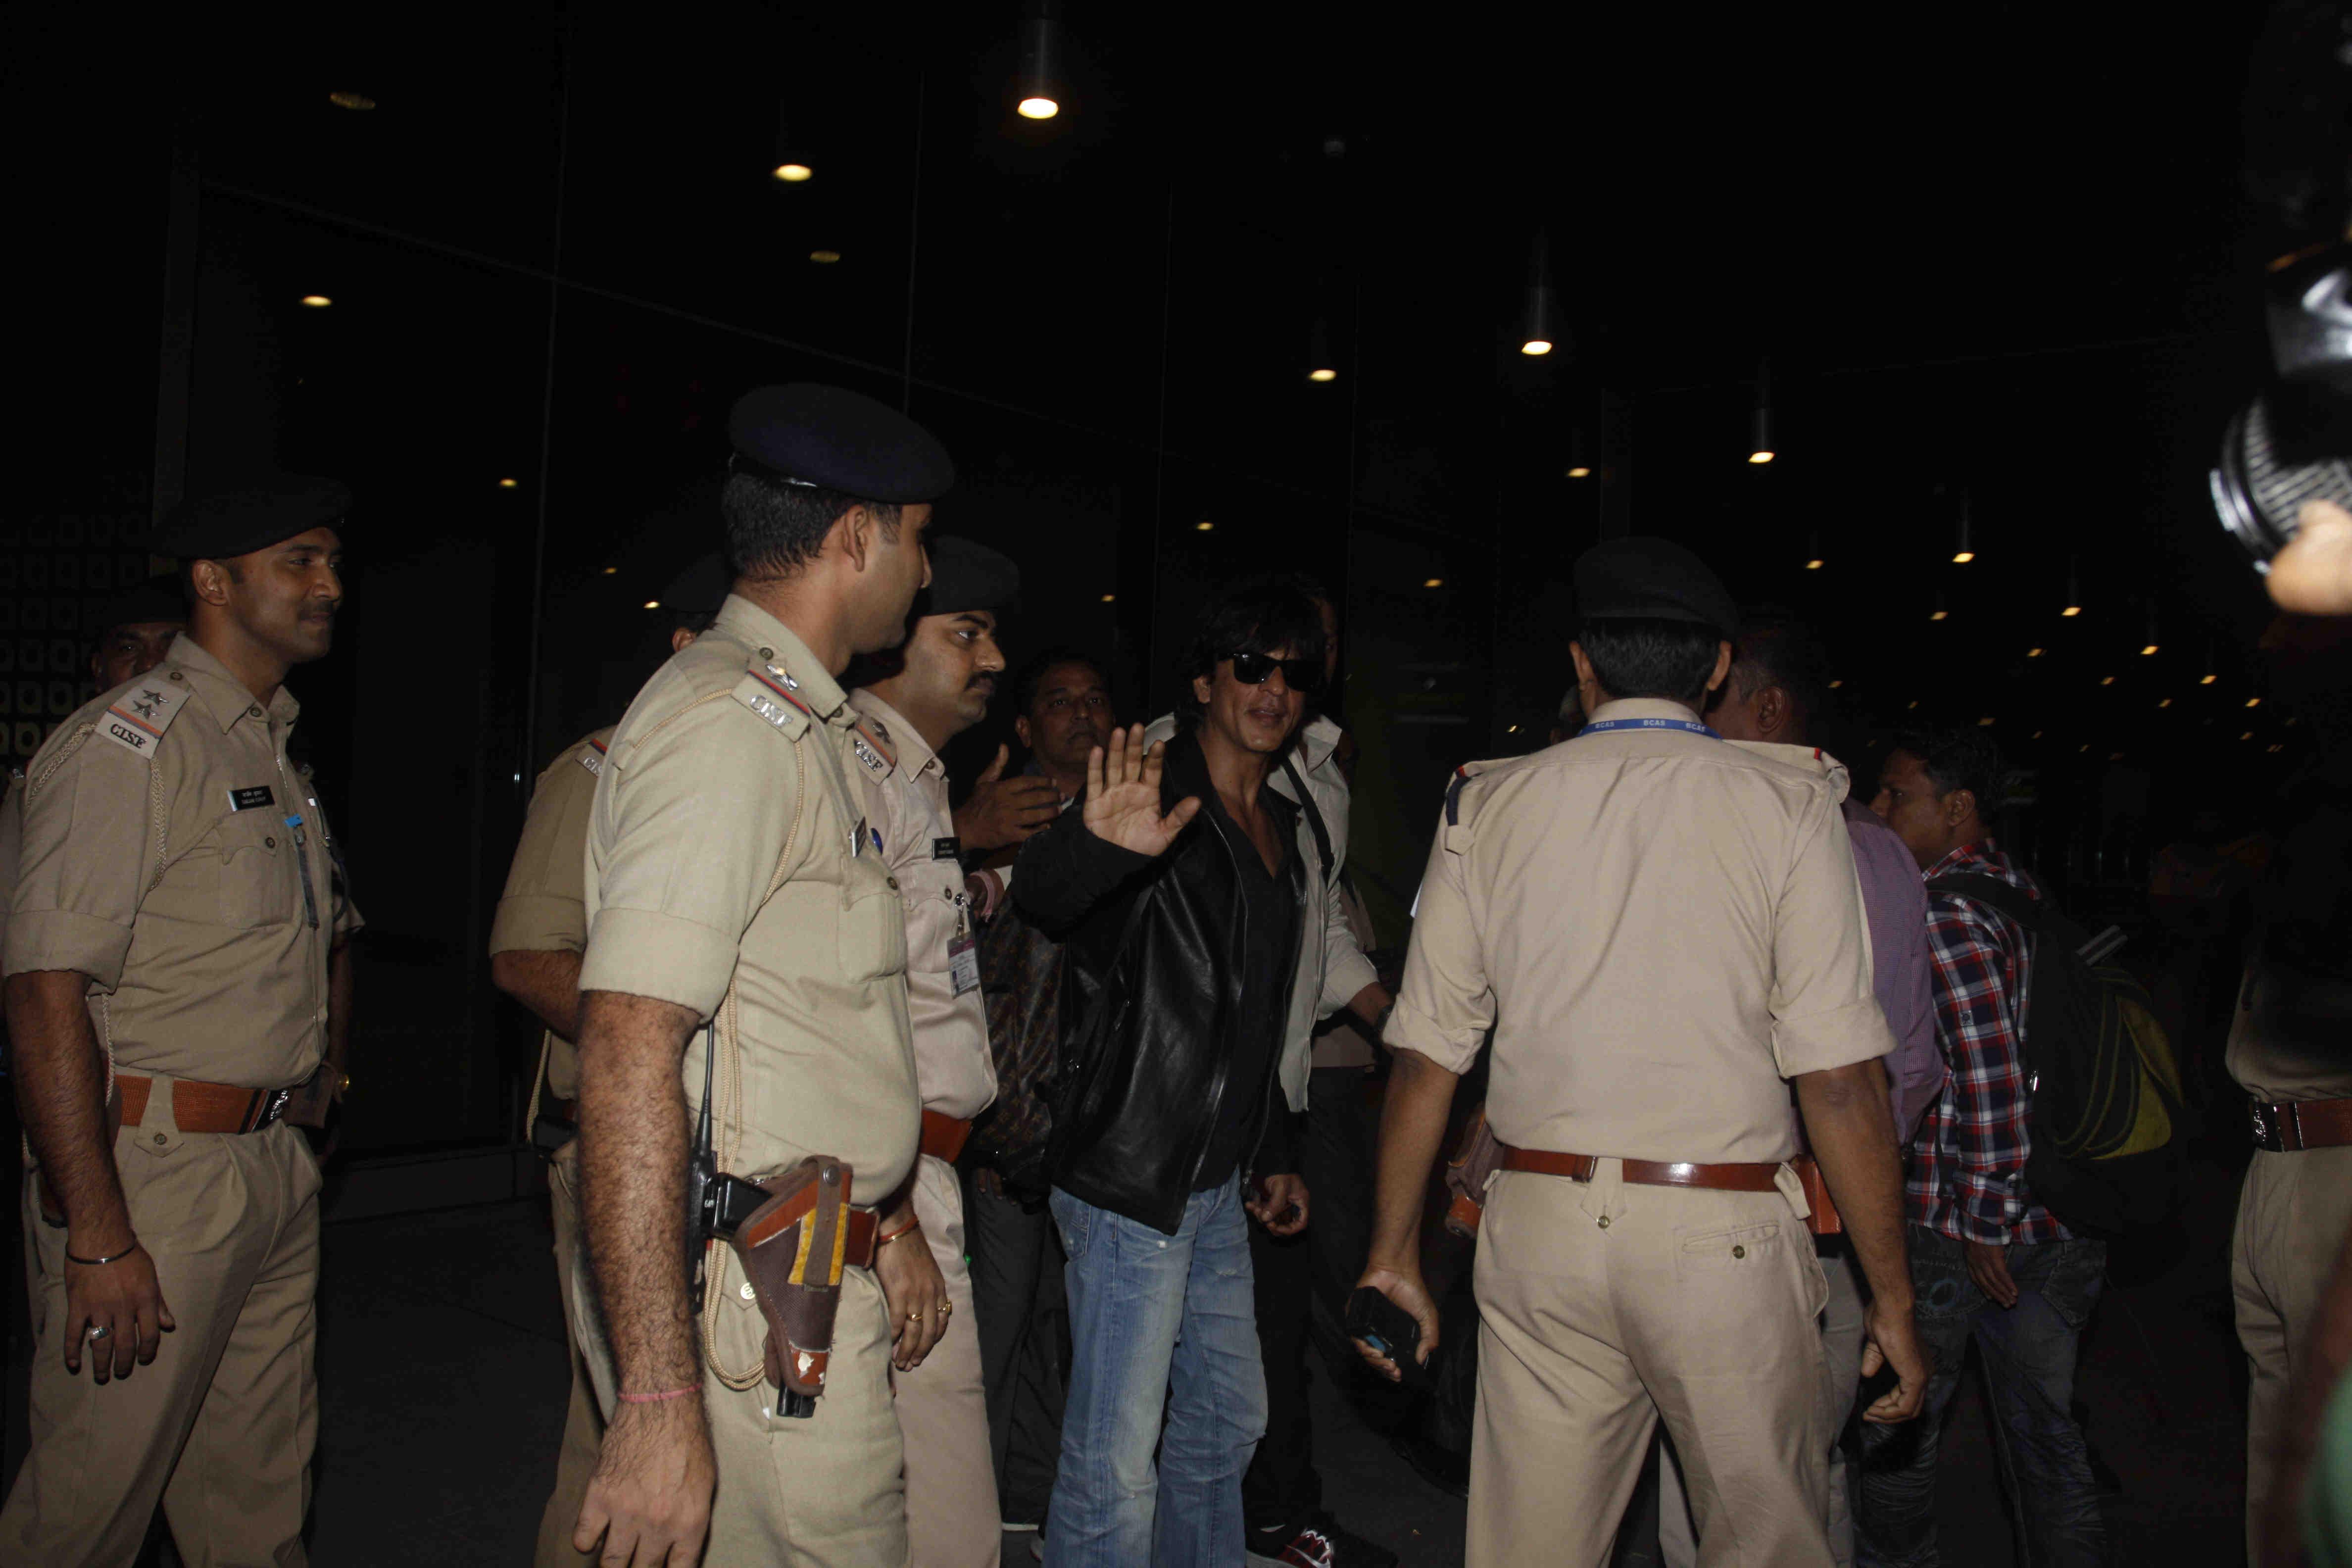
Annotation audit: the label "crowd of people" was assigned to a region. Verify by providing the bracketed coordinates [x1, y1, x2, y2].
[0, 378, 2347, 1568]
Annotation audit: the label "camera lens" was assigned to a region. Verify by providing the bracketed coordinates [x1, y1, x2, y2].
[2212, 395, 2352, 569]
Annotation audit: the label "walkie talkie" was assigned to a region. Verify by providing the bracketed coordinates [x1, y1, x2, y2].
[686, 1023, 720, 1310]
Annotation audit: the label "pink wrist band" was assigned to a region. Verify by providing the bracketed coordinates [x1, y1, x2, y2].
[617, 1386, 699, 1404]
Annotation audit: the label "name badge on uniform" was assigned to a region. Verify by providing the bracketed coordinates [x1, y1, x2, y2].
[851, 815, 869, 857]
[227, 785, 276, 812]
[949, 933, 980, 996]
[932, 835, 960, 861]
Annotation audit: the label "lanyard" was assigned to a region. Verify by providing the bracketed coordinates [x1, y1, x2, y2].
[1577, 717, 1721, 740]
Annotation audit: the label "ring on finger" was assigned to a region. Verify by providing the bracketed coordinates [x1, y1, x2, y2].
[86, 1324, 111, 1341]
[934, 1301, 952, 1317]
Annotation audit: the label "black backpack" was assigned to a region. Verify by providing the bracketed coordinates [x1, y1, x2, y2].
[1927, 873, 2191, 1239]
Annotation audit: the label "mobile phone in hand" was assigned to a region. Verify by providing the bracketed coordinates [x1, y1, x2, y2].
[1345, 1286, 1433, 1391]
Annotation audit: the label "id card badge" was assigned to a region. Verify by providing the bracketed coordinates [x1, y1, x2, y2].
[948, 934, 980, 997]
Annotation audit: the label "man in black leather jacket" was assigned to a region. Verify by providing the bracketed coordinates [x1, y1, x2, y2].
[1013, 582, 1322, 1568]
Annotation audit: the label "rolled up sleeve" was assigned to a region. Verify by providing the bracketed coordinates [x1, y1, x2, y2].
[1388, 807, 1491, 1076]
[1769, 791, 1899, 1078]
[1316, 869, 1379, 1018]
[579, 700, 799, 1018]
[6, 736, 151, 987]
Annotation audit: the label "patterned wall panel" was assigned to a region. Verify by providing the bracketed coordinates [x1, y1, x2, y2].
[0, 514, 157, 765]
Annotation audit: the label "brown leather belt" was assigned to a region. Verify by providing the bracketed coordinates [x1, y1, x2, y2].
[2250, 1097, 2352, 1154]
[920, 1109, 972, 1165]
[1500, 1143, 1784, 1193]
[114, 1074, 295, 1135]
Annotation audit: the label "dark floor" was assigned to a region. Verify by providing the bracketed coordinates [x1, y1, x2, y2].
[1, 1160, 2250, 1567]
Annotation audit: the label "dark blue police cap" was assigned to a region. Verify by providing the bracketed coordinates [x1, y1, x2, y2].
[1573, 537, 1741, 639]
[91, 575, 189, 637]
[147, 476, 350, 563]
[728, 384, 954, 504]
[917, 537, 1020, 619]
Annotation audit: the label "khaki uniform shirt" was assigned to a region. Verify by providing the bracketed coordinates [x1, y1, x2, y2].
[581, 595, 919, 1200]
[4, 634, 362, 1089]
[846, 690, 996, 1122]
[488, 727, 612, 1102]
[1391, 697, 1893, 1164]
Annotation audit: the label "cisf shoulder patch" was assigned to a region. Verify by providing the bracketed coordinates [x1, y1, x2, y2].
[579, 736, 609, 776]
[98, 677, 193, 760]
[848, 716, 895, 779]
[733, 661, 815, 738]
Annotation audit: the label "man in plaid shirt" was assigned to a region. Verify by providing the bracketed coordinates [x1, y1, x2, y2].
[1855, 728, 2107, 1568]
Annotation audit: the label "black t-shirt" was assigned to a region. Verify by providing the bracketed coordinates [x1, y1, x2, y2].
[1193, 789, 1303, 1190]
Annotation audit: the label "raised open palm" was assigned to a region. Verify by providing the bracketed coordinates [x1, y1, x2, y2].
[1081, 724, 1200, 858]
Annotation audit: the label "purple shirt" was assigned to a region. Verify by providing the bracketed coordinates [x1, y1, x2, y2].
[1842, 797, 1942, 1137]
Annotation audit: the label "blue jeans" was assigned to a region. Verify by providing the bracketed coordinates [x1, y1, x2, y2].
[1044, 1178, 1268, 1568]
[1855, 1226, 2107, 1568]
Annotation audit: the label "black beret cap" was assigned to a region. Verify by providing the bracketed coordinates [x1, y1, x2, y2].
[90, 575, 188, 637]
[1573, 537, 1741, 639]
[656, 553, 730, 619]
[728, 383, 954, 504]
[148, 476, 350, 562]
[915, 537, 1020, 619]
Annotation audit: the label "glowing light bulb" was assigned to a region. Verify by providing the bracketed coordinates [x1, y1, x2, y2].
[2159, 698, 2173, 708]
[809, 250, 841, 264]
[1953, 551, 1975, 564]
[2248, 697, 2262, 708]
[642, 600, 660, 610]
[1100, 593, 1115, 603]
[1423, 578, 1444, 589]
[1307, 368, 1337, 383]
[1018, 97, 1059, 120]
[773, 163, 813, 182]
[1930, 609, 1948, 621]
[2027, 647, 2044, 658]
[2061, 605, 2081, 617]
[1748, 450, 1775, 464]
[2201, 674, 2217, 685]
[1567, 466, 1592, 479]
[497, 478, 518, 489]
[300, 294, 332, 307]
[2141, 643, 2158, 656]
[2100, 676, 2115, 686]
[1520, 339, 1554, 357]
[328, 92, 376, 110]
[1805, 558, 1824, 571]
[1194, 520, 1215, 532]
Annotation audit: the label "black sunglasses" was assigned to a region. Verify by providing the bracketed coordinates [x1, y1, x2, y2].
[1227, 651, 1323, 695]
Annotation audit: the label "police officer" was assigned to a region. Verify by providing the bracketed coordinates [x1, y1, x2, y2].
[848, 535, 1022, 1568]
[1350, 538, 1928, 1567]
[0, 478, 360, 1566]
[569, 384, 947, 1568]
[87, 574, 189, 693]
[2230, 771, 2352, 1563]
[489, 555, 727, 1568]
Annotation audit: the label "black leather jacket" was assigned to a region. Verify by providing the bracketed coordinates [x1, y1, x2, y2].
[1011, 731, 1303, 1234]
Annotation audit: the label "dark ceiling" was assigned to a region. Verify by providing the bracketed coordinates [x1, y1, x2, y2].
[13, 2, 2330, 783]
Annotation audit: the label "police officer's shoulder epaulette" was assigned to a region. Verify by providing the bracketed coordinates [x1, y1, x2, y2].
[731, 652, 817, 740]
[95, 670, 194, 761]
[847, 711, 896, 782]
[1441, 755, 1521, 850]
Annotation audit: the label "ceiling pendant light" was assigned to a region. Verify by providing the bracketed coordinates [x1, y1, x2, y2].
[1565, 427, 1592, 479]
[1519, 234, 1558, 356]
[2140, 599, 2159, 657]
[1749, 362, 1774, 463]
[2202, 637, 2217, 685]
[2061, 556, 2082, 617]
[1017, 2, 1063, 119]
[1953, 494, 1975, 563]
[1804, 528, 1823, 571]
[1306, 317, 1338, 383]
[772, 110, 814, 182]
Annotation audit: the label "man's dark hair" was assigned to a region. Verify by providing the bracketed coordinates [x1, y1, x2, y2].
[1895, 726, 2009, 815]
[1014, 646, 1110, 717]
[1178, 582, 1328, 729]
[1730, 615, 1830, 720]
[1575, 617, 1725, 707]
[719, 471, 902, 580]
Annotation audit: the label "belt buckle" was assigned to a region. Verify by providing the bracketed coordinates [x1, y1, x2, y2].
[2251, 1101, 2285, 1153]
[260, 1087, 292, 1129]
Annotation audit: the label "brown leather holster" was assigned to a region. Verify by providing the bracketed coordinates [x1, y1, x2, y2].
[724, 1157, 881, 1402]
[1442, 1103, 1505, 1238]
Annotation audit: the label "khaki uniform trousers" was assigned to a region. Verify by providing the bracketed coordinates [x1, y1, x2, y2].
[896, 1155, 1000, 1568]
[0, 1116, 321, 1568]
[570, 1220, 909, 1567]
[534, 1151, 603, 1568]
[1470, 1161, 1833, 1568]
[2234, 1143, 2352, 1565]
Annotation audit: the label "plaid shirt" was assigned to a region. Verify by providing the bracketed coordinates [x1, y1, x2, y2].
[1908, 839, 2071, 1245]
